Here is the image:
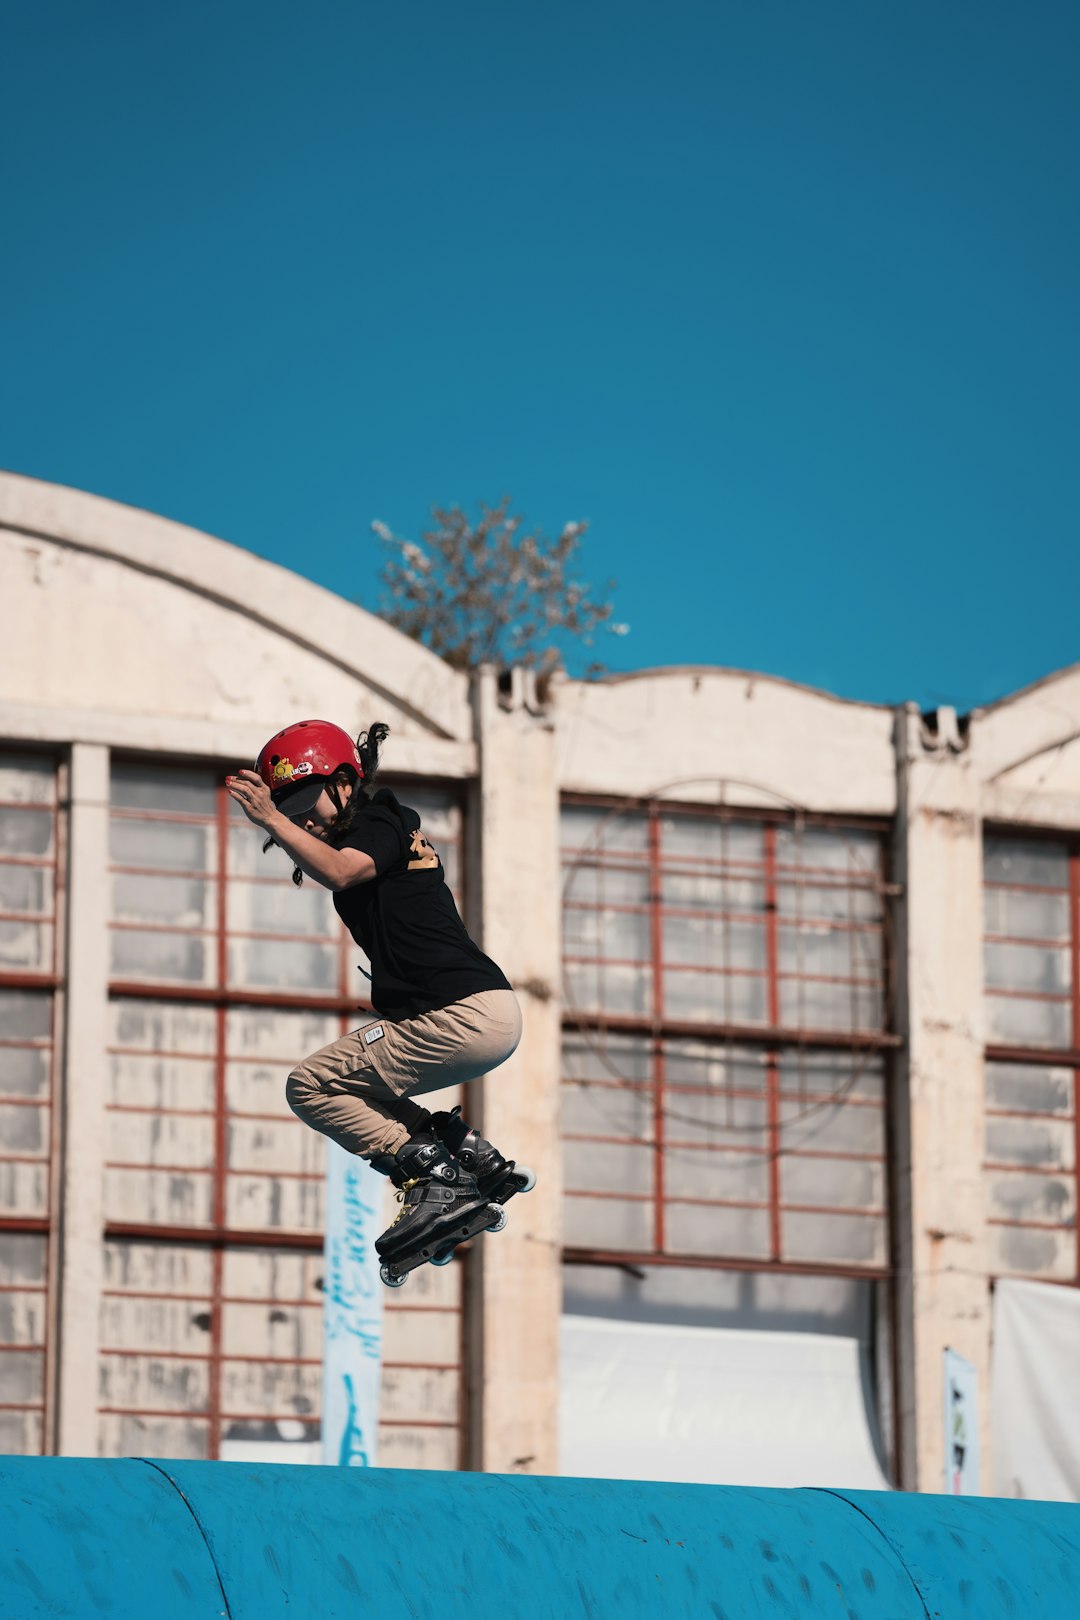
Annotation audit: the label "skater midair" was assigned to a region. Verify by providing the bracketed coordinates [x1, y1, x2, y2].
[226, 720, 531, 1275]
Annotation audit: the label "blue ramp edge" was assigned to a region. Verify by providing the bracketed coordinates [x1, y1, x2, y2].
[1, 1459, 1079, 1619]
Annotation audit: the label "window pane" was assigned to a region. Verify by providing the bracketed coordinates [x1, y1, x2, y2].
[663, 969, 766, 1024]
[986, 1170, 1075, 1227]
[0, 865, 53, 915]
[779, 923, 882, 979]
[984, 941, 1070, 994]
[112, 872, 213, 928]
[0, 757, 55, 805]
[989, 1223, 1075, 1281]
[563, 960, 651, 1018]
[984, 838, 1068, 888]
[984, 886, 1070, 942]
[663, 916, 766, 970]
[783, 1212, 886, 1267]
[663, 1146, 769, 1203]
[562, 1081, 652, 1142]
[0, 809, 54, 858]
[111, 765, 216, 816]
[110, 929, 211, 985]
[662, 816, 764, 864]
[228, 937, 339, 994]
[563, 906, 650, 961]
[110, 816, 215, 873]
[777, 1049, 885, 1102]
[562, 805, 647, 855]
[564, 1194, 653, 1249]
[984, 995, 1071, 1049]
[986, 1116, 1073, 1171]
[985, 1062, 1073, 1117]
[565, 864, 651, 906]
[664, 1090, 767, 1151]
[664, 1041, 768, 1091]
[781, 1155, 885, 1212]
[664, 1201, 770, 1259]
[563, 1031, 652, 1084]
[776, 826, 880, 875]
[777, 881, 881, 922]
[227, 879, 337, 939]
[0, 919, 53, 972]
[564, 1139, 653, 1196]
[780, 1097, 884, 1157]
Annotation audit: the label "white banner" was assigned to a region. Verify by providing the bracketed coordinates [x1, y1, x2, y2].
[560, 1315, 890, 1489]
[992, 1277, 1080, 1502]
[943, 1347, 980, 1495]
[322, 1143, 385, 1467]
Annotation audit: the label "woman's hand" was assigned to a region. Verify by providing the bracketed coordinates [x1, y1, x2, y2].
[226, 769, 277, 829]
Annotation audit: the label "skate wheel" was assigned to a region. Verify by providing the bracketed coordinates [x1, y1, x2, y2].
[487, 1205, 509, 1234]
[513, 1165, 537, 1194]
[380, 1264, 407, 1289]
[431, 1248, 455, 1267]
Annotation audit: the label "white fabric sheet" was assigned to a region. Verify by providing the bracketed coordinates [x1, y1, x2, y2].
[560, 1314, 889, 1489]
[992, 1277, 1080, 1502]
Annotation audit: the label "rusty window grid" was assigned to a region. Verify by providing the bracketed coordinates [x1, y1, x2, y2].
[560, 799, 892, 1276]
[981, 833, 1080, 1283]
[96, 1242, 466, 1463]
[101, 763, 468, 1464]
[0, 751, 63, 1457]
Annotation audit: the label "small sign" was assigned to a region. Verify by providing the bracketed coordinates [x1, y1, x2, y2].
[944, 1347, 980, 1494]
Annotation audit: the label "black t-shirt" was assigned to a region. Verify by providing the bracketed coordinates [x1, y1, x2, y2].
[332, 788, 511, 1020]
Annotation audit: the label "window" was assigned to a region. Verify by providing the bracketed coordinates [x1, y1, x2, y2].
[0, 753, 60, 1455]
[561, 800, 892, 1274]
[562, 805, 887, 1035]
[101, 761, 468, 1465]
[983, 833, 1079, 1281]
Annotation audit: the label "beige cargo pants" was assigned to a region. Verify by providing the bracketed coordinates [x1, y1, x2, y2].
[284, 988, 522, 1158]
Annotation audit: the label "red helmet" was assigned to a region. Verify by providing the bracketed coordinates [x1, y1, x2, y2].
[255, 720, 364, 815]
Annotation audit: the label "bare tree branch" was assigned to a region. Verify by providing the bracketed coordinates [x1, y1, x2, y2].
[373, 500, 628, 672]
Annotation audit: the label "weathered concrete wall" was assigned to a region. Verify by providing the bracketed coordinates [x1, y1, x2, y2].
[3, 1458, 1080, 1618]
[892, 706, 991, 1492]
[972, 663, 1080, 828]
[468, 666, 563, 1473]
[0, 472, 471, 745]
[555, 667, 897, 813]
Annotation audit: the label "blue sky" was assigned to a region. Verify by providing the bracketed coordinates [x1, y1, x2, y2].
[2, 1, 1078, 708]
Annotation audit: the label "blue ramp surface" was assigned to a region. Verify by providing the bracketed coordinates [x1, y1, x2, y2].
[1, 1458, 1079, 1618]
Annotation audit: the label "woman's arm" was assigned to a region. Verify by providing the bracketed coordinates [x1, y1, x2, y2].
[226, 770, 375, 891]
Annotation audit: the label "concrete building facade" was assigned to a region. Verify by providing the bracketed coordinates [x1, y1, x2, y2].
[1, 471, 1077, 1490]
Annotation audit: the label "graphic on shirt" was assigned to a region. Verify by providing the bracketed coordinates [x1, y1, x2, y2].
[407, 828, 440, 871]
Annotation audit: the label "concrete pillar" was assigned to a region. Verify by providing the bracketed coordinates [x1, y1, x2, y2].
[466, 667, 563, 1473]
[892, 704, 991, 1491]
[55, 743, 110, 1454]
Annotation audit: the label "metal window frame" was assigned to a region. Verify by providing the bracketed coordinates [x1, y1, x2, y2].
[982, 826, 1080, 1284]
[560, 794, 895, 1279]
[0, 748, 63, 1455]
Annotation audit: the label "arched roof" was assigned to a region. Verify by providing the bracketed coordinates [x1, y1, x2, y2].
[0, 470, 470, 741]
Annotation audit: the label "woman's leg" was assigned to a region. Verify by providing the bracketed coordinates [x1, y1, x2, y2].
[285, 1036, 431, 1159]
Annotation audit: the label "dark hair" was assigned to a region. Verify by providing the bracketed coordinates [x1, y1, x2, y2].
[266, 721, 390, 886]
[324, 722, 390, 848]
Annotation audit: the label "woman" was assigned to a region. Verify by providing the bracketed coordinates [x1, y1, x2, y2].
[226, 719, 531, 1277]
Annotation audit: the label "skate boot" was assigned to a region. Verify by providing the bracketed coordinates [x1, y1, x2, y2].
[373, 1129, 506, 1287]
[429, 1106, 537, 1204]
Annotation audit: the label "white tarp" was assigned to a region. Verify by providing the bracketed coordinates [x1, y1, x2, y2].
[992, 1277, 1080, 1502]
[559, 1314, 889, 1489]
